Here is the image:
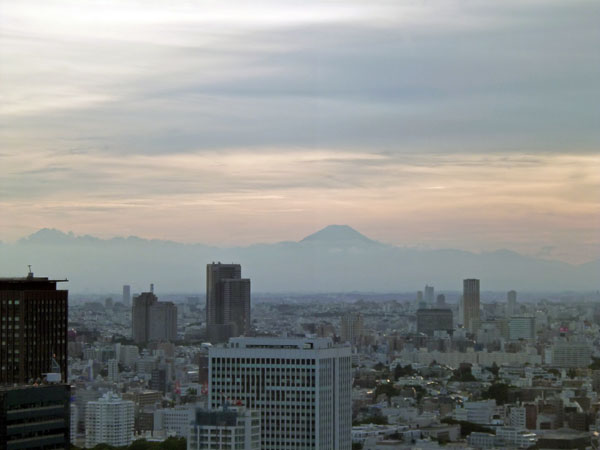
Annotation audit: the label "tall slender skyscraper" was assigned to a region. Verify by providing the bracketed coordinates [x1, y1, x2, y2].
[0, 271, 68, 384]
[122, 284, 131, 306]
[206, 263, 251, 343]
[424, 285, 435, 304]
[507, 290, 517, 316]
[462, 279, 480, 332]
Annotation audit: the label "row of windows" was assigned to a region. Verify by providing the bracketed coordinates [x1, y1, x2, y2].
[212, 357, 317, 365]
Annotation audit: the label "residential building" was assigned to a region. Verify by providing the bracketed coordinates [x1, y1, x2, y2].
[416, 308, 453, 336]
[209, 337, 352, 450]
[340, 312, 364, 345]
[496, 426, 537, 448]
[509, 316, 535, 340]
[206, 263, 251, 343]
[132, 288, 177, 344]
[107, 358, 119, 383]
[454, 400, 497, 425]
[551, 341, 591, 368]
[188, 407, 260, 450]
[154, 405, 194, 439]
[85, 391, 134, 448]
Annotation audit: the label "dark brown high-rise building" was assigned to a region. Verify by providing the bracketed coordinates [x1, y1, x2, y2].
[0, 272, 68, 384]
[131, 288, 177, 345]
[206, 263, 251, 343]
[462, 278, 480, 332]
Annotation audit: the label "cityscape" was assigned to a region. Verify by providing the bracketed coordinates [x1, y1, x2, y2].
[2, 256, 600, 449]
[1, 0, 599, 449]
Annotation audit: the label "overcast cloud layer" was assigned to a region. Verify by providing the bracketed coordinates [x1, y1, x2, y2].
[1, 0, 599, 263]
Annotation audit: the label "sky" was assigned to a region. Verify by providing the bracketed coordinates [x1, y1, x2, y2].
[1, 0, 599, 264]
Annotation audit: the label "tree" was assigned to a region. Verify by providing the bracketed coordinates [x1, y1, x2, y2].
[441, 418, 493, 438]
[353, 415, 388, 426]
[482, 383, 511, 405]
[374, 383, 400, 400]
[394, 364, 415, 379]
[589, 357, 600, 370]
[488, 362, 499, 378]
[373, 362, 387, 371]
[449, 366, 476, 382]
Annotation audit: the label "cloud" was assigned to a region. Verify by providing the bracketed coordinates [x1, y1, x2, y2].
[1, 0, 599, 154]
[1, 0, 598, 262]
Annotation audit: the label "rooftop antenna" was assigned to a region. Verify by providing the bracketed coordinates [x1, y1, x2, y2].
[44, 353, 62, 383]
[27, 265, 34, 278]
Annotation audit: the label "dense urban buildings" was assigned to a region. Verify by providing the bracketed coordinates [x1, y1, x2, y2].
[206, 263, 251, 343]
[209, 337, 352, 450]
[462, 278, 480, 332]
[18, 265, 597, 450]
[131, 288, 177, 344]
[0, 272, 68, 384]
[0, 384, 71, 449]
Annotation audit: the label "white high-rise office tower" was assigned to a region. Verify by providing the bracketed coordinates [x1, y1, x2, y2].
[85, 392, 134, 448]
[209, 337, 352, 450]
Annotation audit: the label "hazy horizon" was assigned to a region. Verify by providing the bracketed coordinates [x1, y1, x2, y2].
[5, 224, 600, 266]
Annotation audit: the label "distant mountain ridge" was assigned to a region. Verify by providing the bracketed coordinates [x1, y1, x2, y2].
[1, 226, 597, 293]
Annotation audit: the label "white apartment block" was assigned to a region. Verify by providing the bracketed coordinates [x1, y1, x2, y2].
[453, 400, 497, 425]
[496, 426, 537, 448]
[188, 407, 260, 450]
[400, 349, 541, 367]
[107, 358, 119, 383]
[70, 403, 78, 443]
[552, 341, 591, 368]
[209, 337, 352, 450]
[508, 316, 536, 340]
[119, 345, 140, 368]
[509, 406, 527, 429]
[85, 391, 134, 448]
[467, 432, 496, 448]
[154, 405, 195, 438]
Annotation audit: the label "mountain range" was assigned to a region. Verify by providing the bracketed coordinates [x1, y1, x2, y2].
[0, 225, 598, 293]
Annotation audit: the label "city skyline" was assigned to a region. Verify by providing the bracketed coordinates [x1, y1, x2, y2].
[1, 0, 599, 265]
